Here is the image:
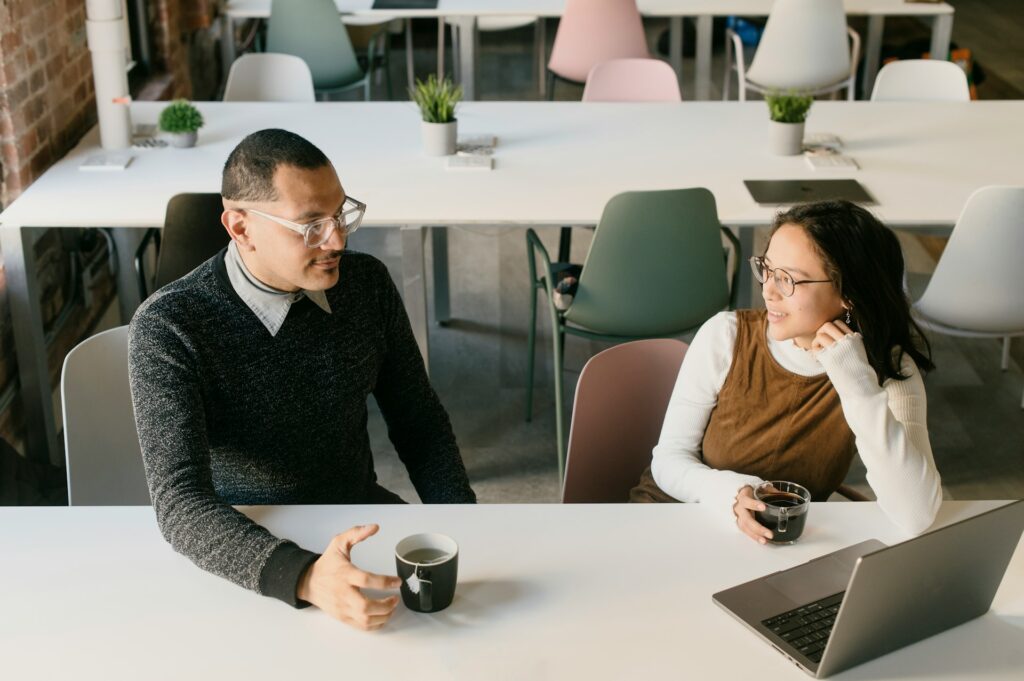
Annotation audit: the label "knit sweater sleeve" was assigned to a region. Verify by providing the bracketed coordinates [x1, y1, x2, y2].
[128, 300, 318, 607]
[815, 335, 942, 536]
[369, 264, 476, 504]
[651, 311, 764, 521]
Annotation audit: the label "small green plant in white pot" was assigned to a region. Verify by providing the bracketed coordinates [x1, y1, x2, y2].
[765, 91, 813, 156]
[158, 99, 204, 148]
[410, 75, 462, 156]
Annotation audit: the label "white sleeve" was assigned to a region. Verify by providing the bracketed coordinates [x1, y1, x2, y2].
[650, 311, 764, 522]
[815, 335, 942, 536]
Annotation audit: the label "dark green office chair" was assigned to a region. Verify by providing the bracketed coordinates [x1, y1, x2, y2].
[525, 187, 740, 477]
[267, 0, 371, 101]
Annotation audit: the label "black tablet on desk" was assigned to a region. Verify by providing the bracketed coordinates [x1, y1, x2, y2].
[372, 0, 438, 9]
[744, 179, 876, 206]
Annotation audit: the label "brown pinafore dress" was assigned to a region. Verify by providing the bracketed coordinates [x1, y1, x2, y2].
[631, 309, 856, 503]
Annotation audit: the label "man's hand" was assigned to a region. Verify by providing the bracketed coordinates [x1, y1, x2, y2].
[733, 486, 773, 544]
[297, 524, 403, 630]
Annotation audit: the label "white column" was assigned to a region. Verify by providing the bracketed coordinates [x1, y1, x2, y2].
[85, 0, 132, 149]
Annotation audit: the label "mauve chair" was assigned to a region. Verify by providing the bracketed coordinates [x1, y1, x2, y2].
[582, 58, 682, 102]
[546, 0, 650, 99]
[562, 339, 688, 503]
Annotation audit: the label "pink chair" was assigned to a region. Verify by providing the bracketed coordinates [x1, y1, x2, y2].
[547, 0, 650, 99]
[561, 339, 688, 503]
[583, 58, 682, 102]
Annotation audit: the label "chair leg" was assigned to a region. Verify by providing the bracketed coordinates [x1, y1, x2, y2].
[451, 23, 461, 84]
[545, 70, 555, 100]
[722, 36, 732, 101]
[405, 19, 415, 91]
[1002, 337, 1011, 371]
[557, 226, 572, 263]
[536, 18, 546, 99]
[525, 283, 539, 422]
[553, 326, 566, 480]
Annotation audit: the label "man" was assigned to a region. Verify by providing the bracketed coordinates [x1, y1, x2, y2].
[129, 129, 476, 631]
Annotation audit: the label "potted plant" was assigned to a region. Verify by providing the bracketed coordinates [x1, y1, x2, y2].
[158, 99, 204, 148]
[765, 91, 813, 156]
[410, 75, 462, 156]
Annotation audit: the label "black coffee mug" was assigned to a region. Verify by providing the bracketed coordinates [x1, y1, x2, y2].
[395, 533, 459, 613]
[754, 481, 811, 544]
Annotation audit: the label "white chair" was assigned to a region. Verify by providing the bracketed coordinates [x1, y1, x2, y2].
[61, 326, 151, 505]
[723, 0, 860, 101]
[223, 53, 316, 102]
[912, 186, 1024, 409]
[870, 59, 970, 102]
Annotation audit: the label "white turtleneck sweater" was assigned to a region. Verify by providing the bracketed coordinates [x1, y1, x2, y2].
[650, 311, 942, 536]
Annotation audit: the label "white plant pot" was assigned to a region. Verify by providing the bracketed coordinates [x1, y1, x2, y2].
[421, 120, 457, 156]
[769, 120, 805, 156]
[166, 131, 198, 148]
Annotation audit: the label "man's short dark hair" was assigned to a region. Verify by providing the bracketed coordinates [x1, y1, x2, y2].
[221, 129, 330, 201]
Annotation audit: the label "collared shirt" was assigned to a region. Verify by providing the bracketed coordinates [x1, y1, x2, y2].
[224, 240, 331, 336]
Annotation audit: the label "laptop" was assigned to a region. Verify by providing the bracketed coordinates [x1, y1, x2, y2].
[713, 500, 1024, 678]
[744, 179, 876, 205]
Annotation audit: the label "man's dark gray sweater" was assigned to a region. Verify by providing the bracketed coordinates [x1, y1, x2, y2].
[128, 248, 475, 607]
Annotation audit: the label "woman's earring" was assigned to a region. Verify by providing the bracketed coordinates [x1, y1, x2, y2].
[845, 309, 852, 325]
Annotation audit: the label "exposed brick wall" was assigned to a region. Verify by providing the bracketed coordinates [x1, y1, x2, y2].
[0, 0, 96, 207]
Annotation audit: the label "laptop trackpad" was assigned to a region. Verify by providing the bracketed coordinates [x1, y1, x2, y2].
[765, 556, 853, 603]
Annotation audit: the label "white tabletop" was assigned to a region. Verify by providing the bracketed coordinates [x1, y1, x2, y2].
[0, 501, 1019, 679]
[223, 0, 953, 19]
[2, 101, 1021, 232]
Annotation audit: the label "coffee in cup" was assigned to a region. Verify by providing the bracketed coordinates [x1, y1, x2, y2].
[395, 533, 459, 613]
[754, 481, 811, 544]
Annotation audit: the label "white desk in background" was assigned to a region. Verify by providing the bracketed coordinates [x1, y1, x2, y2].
[0, 501, 1020, 680]
[3, 99, 1023, 466]
[220, 0, 953, 100]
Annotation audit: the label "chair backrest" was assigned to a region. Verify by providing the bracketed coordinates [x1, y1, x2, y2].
[61, 326, 150, 505]
[565, 187, 730, 336]
[153, 193, 231, 292]
[915, 186, 1024, 333]
[870, 59, 970, 102]
[746, 0, 850, 90]
[267, 0, 363, 91]
[548, 0, 650, 83]
[582, 58, 682, 102]
[563, 339, 688, 503]
[223, 53, 316, 102]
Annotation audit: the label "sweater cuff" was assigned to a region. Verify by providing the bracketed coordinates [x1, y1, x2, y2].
[814, 333, 878, 397]
[259, 542, 321, 609]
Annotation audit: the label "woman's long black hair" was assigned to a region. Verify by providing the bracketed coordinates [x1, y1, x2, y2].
[770, 200, 935, 385]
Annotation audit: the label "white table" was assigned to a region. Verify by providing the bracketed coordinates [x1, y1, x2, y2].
[3, 100, 1024, 465]
[220, 0, 953, 100]
[0, 501, 1020, 679]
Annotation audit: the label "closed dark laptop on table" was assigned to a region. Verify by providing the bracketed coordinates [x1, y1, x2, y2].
[745, 179, 876, 205]
[713, 500, 1024, 678]
[372, 0, 438, 9]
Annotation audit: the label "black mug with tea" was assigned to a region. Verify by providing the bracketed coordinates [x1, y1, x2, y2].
[395, 533, 459, 613]
[754, 481, 811, 544]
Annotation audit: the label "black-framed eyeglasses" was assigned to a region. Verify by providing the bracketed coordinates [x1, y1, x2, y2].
[749, 256, 832, 297]
[246, 195, 366, 248]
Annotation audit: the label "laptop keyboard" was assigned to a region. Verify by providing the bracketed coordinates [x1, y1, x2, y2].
[762, 592, 846, 664]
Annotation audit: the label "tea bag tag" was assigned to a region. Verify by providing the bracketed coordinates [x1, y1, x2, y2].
[406, 572, 422, 594]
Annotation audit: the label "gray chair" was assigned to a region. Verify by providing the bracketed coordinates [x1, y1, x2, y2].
[266, 0, 372, 100]
[61, 325, 150, 505]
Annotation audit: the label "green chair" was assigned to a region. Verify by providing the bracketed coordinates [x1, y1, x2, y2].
[525, 187, 740, 477]
[267, 0, 372, 101]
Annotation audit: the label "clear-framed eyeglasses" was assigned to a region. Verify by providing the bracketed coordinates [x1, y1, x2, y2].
[246, 195, 366, 248]
[749, 256, 832, 297]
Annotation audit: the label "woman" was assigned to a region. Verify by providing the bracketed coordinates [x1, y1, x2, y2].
[631, 200, 942, 542]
